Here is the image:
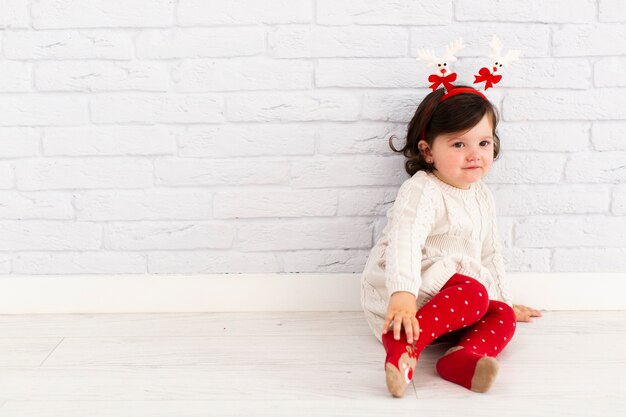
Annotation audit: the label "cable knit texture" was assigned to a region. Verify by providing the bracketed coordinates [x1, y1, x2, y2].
[361, 171, 513, 342]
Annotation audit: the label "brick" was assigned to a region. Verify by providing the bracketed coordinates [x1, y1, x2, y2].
[136, 28, 265, 59]
[487, 152, 566, 184]
[503, 248, 551, 272]
[0, 0, 29, 28]
[0, 221, 101, 250]
[456, 0, 596, 23]
[496, 217, 517, 248]
[0, 191, 74, 219]
[613, 185, 626, 215]
[43, 126, 175, 156]
[0, 162, 13, 189]
[31, 0, 175, 28]
[290, 156, 407, 187]
[3, 30, 132, 60]
[13, 252, 146, 274]
[337, 188, 398, 216]
[173, 58, 312, 91]
[75, 189, 213, 221]
[214, 189, 338, 219]
[226, 92, 360, 122]
[362, 92, 425, 123]
[497, 122, 590, 152]
[0, 95, 88, 126]
[268, 25, 407, 58]
[503, 90, 626, 120]
[16, 158, 153, 190]
[318, 122, 404, 155]
[282, 249, 370, 273]
[0, 61, 32, 92]
[592, 122, 626, 151]
[317, 0, 451, 25]
[554, 24, 626, 56]
[178, 124, 315, 158]
[147, 251, 280, 273]
[594, 57, 626, 87]
[316, 59, 419, 88]
[178, 0, 311, 25]
[554, 248, 626, 271]
[516, 216, 626, 247]
[565, 151, 626, 182]
[91, 94, 224, 123]
[155, 158, 289, 186]
[236, 218, 372, 251]
[105, 222, 233, 250]
[35, 61, 171, 92]
[0, 128, 40, 157]
[599, 0, 626, 22]
[490, 184, 610, 215]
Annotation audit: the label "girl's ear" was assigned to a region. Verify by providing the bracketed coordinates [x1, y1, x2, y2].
[418, 140, 433, 160]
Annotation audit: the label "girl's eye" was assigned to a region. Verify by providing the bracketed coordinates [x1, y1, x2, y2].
[453, 142, 464, 148]
[452, 141, 491, 148]
[481, 141, 491, 146]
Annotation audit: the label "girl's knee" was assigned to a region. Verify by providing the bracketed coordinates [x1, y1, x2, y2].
[447, 274, 489, 311]
[489, 300, 517, 324]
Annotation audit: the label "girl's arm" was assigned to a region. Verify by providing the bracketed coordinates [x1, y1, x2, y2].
[384, 177, 437, 298]
[383, 177, 437, 341]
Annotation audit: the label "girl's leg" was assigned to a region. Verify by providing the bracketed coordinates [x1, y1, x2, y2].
[382, 273, 490, 397]
[435, 300, 517, 392]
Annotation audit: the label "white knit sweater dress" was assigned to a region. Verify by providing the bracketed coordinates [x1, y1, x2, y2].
[361, 170, 513, 343]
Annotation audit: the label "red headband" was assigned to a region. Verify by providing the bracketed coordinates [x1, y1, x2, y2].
[419, 88, 488, 143]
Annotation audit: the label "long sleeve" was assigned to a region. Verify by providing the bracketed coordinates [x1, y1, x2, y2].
[384, 177, 437, 298]
[481, 188, 513, 306]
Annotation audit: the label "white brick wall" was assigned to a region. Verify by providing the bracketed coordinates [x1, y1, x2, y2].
[0, 0, 624, 276]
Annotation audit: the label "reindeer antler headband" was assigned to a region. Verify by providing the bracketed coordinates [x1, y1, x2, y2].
[416, 35, 521, 100]
[416, 35, 520, 142]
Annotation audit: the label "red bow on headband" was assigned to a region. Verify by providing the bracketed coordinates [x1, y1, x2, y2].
[473, 67, 502, 90]
[428, 72, 457, 92]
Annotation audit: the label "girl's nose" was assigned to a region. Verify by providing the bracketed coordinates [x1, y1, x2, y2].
[467, 150, 480, 161]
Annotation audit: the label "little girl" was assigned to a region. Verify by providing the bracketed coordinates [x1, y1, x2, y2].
[360, 84, 541, 397]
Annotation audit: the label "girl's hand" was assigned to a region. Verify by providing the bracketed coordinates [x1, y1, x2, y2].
[513, 304, 542, 322]
[382, 291, 420, 344]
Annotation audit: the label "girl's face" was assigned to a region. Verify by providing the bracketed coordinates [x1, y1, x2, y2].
[419, 113, 495, 190]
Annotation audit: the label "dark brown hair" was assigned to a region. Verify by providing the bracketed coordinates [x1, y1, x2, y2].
[389, 85, 501, 176]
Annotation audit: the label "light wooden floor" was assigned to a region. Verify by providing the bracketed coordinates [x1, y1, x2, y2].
[0, 311, 624, 417]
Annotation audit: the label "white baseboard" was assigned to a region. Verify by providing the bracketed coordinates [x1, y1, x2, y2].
[0, 273, 624, 314]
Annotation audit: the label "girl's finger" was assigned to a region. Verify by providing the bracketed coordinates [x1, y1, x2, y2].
[412, 317, 420, 341]
[403, 317, 413, 343]
[382, 317, 392, 334]
[393, 316, 403, 340]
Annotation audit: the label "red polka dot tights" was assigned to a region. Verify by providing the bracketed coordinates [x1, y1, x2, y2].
[383, 273, 517, 392]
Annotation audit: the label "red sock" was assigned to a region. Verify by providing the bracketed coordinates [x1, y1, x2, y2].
[435, 300, 517, 392]
[382, 273, 491, 397]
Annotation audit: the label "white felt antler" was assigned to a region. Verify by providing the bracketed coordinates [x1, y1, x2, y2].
[416, 48, 438, 67]
[488, 35, 521, 66]
[416, 37, 465, 67]
[444, 37, 465, 62]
